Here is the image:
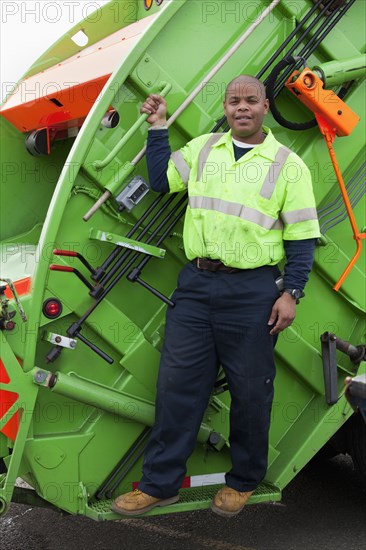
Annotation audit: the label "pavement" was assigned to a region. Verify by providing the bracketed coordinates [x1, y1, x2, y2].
[1, 455, 365, 550]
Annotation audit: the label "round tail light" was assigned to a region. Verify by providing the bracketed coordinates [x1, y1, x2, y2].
[42, 298, 62, 319]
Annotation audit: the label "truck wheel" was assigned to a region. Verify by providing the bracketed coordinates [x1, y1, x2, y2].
[346, 412, 366, 485]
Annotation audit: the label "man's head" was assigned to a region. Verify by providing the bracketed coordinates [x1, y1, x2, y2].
[224, 75, 269, 144]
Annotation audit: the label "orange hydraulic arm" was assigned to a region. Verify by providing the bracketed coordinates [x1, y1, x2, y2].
[286, 69, 365, 291]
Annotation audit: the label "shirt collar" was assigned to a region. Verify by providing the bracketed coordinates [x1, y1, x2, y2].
[212, 126, 279, 161]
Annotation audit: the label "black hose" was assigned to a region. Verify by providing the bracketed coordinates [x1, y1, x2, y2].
[213, 0, 340, 132]
[266, 0, 356, 131]
[266, 56, 318, 130]
[271, 0, 342, 96]
[258, 0, 331, 80]
[274, 0, 356, 97]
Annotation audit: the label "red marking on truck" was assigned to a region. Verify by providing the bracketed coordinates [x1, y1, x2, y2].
[0, 359, 19, 441]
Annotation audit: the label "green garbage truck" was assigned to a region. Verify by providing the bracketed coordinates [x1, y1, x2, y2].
[0, 0, 365, 519]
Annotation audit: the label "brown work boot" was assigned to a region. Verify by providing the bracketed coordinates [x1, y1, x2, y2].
[211, 486, 254, 517]
[111, 489, 179, 516]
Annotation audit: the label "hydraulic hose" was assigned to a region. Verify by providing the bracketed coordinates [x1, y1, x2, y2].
[266, 56, 318, 130]
[266, 0, 356, 131]
[214, 0, 345, 132]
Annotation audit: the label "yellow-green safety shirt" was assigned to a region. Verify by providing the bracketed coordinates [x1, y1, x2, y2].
[167, 127, 321, 269]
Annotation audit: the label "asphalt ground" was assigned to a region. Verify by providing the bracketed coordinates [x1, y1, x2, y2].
[1, 455, 365, 550]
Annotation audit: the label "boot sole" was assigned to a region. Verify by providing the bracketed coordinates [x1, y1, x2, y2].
[210, 501, 245, 517]
[111, 495, 179, 516]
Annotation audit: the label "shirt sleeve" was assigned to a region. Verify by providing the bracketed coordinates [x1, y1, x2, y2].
[146, 129, 193, 194]
[146, 129, 170, 193]
[279, 155, 321, 240]
[283, 238, 317, 290]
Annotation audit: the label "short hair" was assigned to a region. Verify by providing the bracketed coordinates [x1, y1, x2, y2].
[225, 75, 267, 100]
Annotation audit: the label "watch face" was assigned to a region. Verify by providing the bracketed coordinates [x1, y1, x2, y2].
[292, 289, 302, 299]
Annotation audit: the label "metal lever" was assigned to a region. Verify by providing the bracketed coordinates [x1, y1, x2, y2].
[76, 332, 114, 365]
[320, 332, 338, 405]
[53, 249, 96, 276]
[320, 332, 366, 405]
[49, 265, 94, 291]
[127, 268, 174, 307]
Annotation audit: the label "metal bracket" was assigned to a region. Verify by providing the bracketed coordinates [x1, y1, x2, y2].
[320, 332, 339, 405]
[0, 278, 27, 323]
[43, 331, 77, 349]
[89, 228, 166, 259]
[116, 176, 150, 212]
[208, 431, 226, 451]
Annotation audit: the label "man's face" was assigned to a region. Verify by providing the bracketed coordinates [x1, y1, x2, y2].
[224, 79, 269, 143]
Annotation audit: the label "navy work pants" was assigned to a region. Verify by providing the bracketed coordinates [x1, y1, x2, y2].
[139, 261, 280, 498]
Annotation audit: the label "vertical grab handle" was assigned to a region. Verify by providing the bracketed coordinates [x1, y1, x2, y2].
[92, 81, 172, 171]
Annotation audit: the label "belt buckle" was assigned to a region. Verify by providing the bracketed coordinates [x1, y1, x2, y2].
[197, 258, 203, 269]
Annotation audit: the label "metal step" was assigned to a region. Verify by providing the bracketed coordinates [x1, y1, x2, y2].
[86, 481, 281, 521]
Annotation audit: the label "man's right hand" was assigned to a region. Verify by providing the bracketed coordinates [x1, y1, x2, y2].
[140, 94, 167, 126]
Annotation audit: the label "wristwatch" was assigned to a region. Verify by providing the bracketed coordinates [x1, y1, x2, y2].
[283, 288, 305, 302]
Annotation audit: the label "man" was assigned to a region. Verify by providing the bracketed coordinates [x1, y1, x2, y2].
[112, 75, 320, 517]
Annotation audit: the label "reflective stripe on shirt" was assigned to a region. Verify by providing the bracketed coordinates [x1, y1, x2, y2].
[196, 134, 225, 181]
[281, 207, 318, 224]
[170, 151, 191, 186]
[259, 146, 292, 199]
[189, 195, 283, 230]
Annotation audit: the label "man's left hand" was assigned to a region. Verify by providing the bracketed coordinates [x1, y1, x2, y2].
[268, 293, 296, 335]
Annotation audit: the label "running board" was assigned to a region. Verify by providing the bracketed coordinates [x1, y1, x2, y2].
[86, 481, 282, 521]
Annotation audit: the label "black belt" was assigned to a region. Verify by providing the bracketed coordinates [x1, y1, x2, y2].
[194, 258, 241, 273]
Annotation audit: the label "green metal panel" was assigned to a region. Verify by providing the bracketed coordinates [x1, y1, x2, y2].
[0, 0, 365, 518]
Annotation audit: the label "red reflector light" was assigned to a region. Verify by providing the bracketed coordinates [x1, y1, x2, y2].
[42, 298, 62, 319]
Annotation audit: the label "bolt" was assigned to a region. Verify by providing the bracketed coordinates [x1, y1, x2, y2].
[106, 234, 113, 241]
[70, 341, 76, 349]
[146, 81, 152, 87]
[209, 432, 221, 445]
[34, 370, 47, 383]
[144, 57, 149, 62]
[337, 110, 342, 115]
[55, 336, 62, 343]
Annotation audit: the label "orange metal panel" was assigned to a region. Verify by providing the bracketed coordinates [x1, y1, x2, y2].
[0, 76, 110, 132]
[0, 15, 155, 133]
[4, 277, 31, 299]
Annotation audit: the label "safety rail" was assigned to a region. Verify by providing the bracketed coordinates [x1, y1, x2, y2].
[92, 81, 172, 171]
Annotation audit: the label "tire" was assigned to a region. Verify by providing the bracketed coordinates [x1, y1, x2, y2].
[346, 412, 366, 485]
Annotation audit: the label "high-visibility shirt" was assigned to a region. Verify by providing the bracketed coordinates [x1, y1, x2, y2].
[167, 127, 321, 269]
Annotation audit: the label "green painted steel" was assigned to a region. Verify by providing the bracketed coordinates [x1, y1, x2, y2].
[314, 54, 366, 86]
[89, 228, 166, 258]
[0, 0, 365, 518]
